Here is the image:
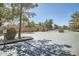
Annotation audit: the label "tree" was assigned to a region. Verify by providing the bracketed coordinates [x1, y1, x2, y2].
[18, 3, 38, 39]
[30, 21, 36, 27]
[62, 25, 68, 30]
[39, 22, 42, 26]
[54, 24, 59, 29]
[69, 11, 79, 31]
[44, 19, 53, 30]
[0, 3, 38, 39]
[0, 3, 4, 26]
[0, 4, 12, 25]
[44, 19, 49, 29]
[27, 20, 36, 28]
[22, 14, 29, 27]
[3, 3, 19, 24]
[48, 19, 53, 30]
[10, 3, 18, 24]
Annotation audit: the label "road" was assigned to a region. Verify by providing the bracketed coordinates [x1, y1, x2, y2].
[20, 31, 79, 55]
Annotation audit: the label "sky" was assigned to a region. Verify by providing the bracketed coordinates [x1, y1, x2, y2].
[29, 3, 79, 26]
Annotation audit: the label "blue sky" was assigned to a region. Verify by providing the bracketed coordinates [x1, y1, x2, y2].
[29, 3, 79, 26]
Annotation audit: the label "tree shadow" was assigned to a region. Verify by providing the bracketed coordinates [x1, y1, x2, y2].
[0, 39, 76, 56]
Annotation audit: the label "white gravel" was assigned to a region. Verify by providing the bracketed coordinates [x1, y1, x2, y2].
[0, 31, 79, 56]
[20, 31, 79, 55]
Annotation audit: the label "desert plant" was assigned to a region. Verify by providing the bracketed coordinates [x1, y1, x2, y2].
[5, 28, 17, 40]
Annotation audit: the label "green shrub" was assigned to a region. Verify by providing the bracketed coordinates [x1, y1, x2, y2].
[5, 28, 17, 40]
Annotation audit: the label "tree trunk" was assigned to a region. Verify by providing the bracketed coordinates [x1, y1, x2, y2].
[12, 3, 14, 25]
[18, 4, 22, 39]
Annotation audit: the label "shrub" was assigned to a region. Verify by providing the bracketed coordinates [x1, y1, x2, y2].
[5, 28, 17, 40]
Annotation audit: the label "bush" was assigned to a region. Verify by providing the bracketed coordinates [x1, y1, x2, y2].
[5, 28, 17, 40]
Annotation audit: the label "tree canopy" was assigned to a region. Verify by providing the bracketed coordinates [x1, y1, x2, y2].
[69, 11, 79, 31]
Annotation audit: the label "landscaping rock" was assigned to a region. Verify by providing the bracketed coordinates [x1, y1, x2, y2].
[0, 39, 76, 56]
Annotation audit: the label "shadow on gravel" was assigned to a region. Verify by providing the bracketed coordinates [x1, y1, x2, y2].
[0, 39, 76, 56]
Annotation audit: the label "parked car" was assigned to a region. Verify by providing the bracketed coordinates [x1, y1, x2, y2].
[76, 29, 79, 32]
[58, 29, 64, 33]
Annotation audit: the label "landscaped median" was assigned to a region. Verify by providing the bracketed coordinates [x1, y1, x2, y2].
[0, 28, 33, 45]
